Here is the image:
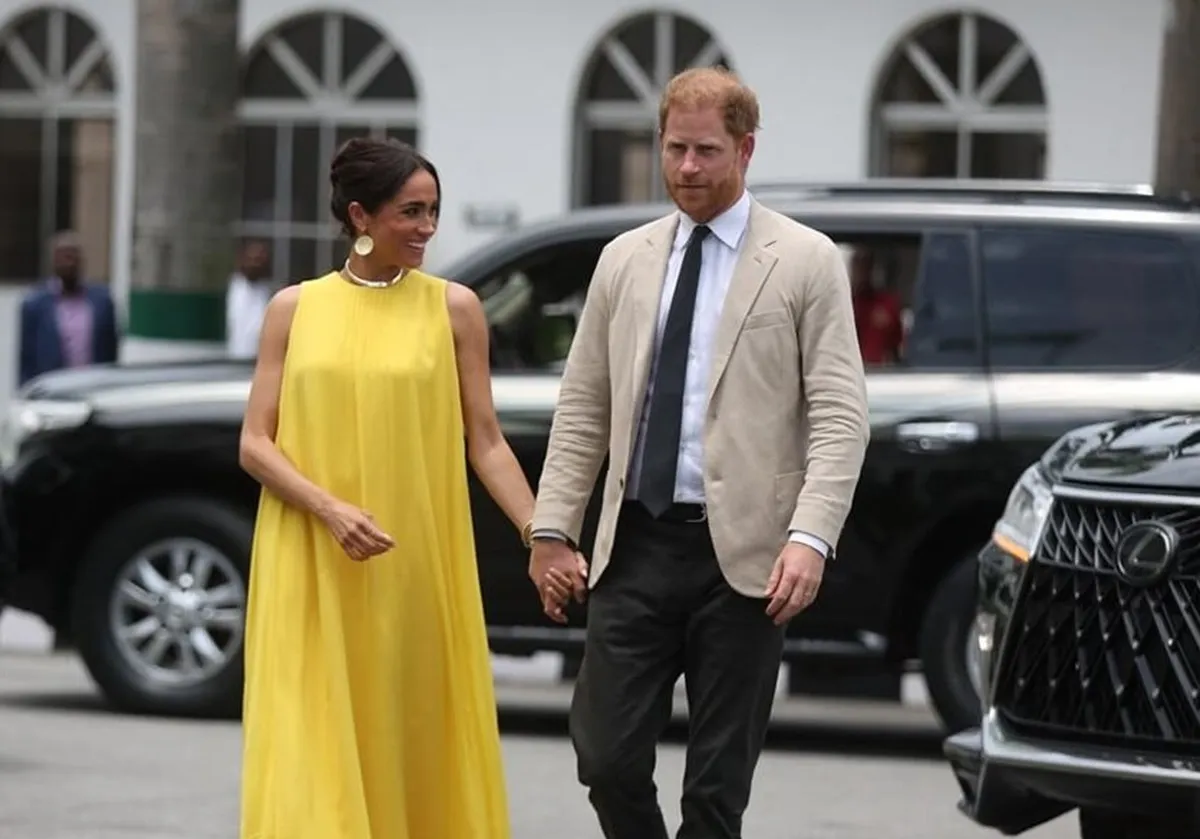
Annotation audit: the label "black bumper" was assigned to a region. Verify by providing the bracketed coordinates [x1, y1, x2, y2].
[0, 443, 88, 621]
[946, 711, 1200, 835]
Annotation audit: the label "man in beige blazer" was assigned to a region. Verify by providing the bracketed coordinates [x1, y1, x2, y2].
[529, 67, 869, 839]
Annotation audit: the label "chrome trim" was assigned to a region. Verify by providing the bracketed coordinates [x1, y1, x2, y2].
[1029, 494, 1054, 556]
[1051, 484, 1200, 508]
[979, 707, 1200, 785]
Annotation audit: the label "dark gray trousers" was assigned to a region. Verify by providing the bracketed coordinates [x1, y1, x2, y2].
[569, 501, 786, 839]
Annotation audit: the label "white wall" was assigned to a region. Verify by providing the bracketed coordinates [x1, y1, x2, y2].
[0, 0, 1171, 303]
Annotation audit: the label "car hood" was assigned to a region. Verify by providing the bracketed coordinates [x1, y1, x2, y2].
[1052, 413, 1200, 491]
[19, 360, 253, 401]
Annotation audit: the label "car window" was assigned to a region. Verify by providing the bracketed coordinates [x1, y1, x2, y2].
[905, 231, 980, 368]
[981, 227, 1200, 369]
[819, 227, 980, 370]
[475, 223, 984, 373]
[475, 238, 609, 371]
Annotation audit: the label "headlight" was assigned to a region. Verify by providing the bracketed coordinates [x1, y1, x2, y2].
[991, 463, 1053, 562]
[0, 399, 92, 468]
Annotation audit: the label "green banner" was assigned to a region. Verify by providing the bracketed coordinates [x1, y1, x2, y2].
[127, 288, 225, 342]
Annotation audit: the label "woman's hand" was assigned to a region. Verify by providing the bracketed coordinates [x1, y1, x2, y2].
[529, 542, 589, 623]
[318, 499, 394, 561]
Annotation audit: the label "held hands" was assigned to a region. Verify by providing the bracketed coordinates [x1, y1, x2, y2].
[764, 541, 825, 626]
[528, 539, 589, 624]
[319, 498, 395, 561]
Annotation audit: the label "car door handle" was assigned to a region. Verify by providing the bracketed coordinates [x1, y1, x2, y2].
[896, 421, 980, 452]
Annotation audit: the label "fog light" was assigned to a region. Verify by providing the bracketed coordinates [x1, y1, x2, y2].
[975, 612, 995, 654]
[969, 612, 997, 702]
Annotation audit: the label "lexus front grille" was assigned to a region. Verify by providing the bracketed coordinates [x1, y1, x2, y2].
[993, 493, 1200, 753]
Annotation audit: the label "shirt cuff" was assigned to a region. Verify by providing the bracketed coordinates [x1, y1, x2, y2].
[788, 530, 830, 558]
[531, 528, 571, 543]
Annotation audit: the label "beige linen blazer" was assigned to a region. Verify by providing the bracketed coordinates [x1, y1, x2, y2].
[532, 197, 870, 597]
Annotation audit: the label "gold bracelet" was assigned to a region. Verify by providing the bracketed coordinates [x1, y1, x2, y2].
[520, 520, 534, 549]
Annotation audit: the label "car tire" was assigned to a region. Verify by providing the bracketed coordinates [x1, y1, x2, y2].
[919, 551, 981, 734]
[71, 496, 253, 718]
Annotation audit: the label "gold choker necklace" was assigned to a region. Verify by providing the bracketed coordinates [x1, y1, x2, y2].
[343, 261, 407, 288]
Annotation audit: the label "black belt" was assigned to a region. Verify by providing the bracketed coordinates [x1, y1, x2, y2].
[625, 500, 707, 523]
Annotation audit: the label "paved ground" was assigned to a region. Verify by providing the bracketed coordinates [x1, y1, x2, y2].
[0, 652, 1081, 839]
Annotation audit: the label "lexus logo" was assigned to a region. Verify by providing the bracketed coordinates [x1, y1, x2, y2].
[1113, 521, 1179, 587]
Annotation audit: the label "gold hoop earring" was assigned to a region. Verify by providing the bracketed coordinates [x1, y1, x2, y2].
[352, 234, 374, 257]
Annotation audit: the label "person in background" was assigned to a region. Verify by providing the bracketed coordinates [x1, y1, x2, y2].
[18, 231, 119, 386]
[224, 238, 273, 359]
[849, 247, 904, 365]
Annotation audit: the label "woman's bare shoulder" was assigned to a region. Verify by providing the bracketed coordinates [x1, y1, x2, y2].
[442, 279, 485, 328]
[443, 278, 480, 310]
[267, 283, 302, 318]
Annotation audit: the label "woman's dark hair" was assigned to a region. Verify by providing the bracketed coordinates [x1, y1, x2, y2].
[329, 137, 441, 238]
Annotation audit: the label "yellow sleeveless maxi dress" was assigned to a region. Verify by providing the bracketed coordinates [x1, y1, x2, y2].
[239, 271, 510, 839]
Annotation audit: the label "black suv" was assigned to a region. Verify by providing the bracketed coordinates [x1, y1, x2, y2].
[6, 179, 1200, 724]
[945, 415, 1200, 839]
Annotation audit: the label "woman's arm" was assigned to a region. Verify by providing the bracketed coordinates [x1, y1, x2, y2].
[239, 286, 393, 560]
[238, 286, 332, 514]
[447, 281, 536, 539]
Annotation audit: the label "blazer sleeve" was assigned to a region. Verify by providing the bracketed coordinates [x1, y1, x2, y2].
[788, 236, 871, 550]
[530, 242, 618, 543]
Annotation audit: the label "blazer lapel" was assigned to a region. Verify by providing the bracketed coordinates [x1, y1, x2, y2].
[707, 203, 779, 402]
[627, 214, 679, 412]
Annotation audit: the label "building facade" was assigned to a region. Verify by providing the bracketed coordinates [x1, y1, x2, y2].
[0, 0, 1170, 316]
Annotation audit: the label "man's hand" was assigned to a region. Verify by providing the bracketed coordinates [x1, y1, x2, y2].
[764, 542, 825, 626]
[528, 539, 588, 624]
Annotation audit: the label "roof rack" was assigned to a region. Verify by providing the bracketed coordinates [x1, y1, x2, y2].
[747, 178, 1198, 208]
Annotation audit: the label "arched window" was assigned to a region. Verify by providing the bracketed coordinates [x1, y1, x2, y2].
[574, 11, 732, 207]
[0, 6, 116, 282]
[872, 11, 1047, 179]
[240, 10, 419, 281]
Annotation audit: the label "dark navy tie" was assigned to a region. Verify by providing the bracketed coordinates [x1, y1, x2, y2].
[636, 224, 710, 517]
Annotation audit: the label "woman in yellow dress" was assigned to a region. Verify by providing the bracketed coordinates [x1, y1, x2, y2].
[236, 137, 579, 838]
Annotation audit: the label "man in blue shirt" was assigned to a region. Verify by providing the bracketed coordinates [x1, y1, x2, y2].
[18, 231, 119, 385]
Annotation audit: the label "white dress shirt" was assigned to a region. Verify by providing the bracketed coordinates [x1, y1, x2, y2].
[225, 273, 273, 359]
[624, 189, 829, 558]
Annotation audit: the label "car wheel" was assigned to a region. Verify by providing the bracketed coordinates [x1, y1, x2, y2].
[71, 496, 253, 718]
[919, 551, 981, 734]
